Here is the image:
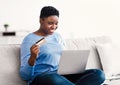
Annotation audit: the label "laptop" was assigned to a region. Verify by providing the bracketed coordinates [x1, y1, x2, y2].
[57, 50, 90, 75]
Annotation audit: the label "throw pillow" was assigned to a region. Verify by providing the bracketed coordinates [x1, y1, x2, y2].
[96, 43, 120, 78]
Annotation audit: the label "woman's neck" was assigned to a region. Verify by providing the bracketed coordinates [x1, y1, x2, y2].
[34, 29, 48, 37]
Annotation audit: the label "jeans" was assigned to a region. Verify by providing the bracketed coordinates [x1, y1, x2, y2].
[30, 69, 105, 85]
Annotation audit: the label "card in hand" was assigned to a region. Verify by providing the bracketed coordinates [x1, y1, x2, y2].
[35, 37, 46, 46]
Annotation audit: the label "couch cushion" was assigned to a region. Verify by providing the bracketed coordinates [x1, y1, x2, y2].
[86, 36, 112, 69]
[64, 36, 112, 69]
[96, 43, 120, 79]
[0, 44, 27, 85]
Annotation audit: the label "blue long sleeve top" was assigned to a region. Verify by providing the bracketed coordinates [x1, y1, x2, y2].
[20, 32, 64, 84]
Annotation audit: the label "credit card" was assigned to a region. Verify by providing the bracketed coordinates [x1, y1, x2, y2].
[35, 37, 46, 46]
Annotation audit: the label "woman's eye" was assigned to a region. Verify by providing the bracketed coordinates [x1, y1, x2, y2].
[48, 22, 53, 25]
[48, 22, 58, 26]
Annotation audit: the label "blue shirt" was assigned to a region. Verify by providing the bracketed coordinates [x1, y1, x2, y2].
[20, 32, 64, 83]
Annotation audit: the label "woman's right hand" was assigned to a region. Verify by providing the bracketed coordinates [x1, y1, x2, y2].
[28, 44, 40, 66]
[30, 44, 40, 58]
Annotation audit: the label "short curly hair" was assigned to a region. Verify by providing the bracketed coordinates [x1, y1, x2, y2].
[40, 6, 59, 18]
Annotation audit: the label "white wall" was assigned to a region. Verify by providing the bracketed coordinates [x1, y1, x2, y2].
[0, 0, 120, 43]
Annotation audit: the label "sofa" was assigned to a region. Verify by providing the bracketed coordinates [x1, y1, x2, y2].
[0, 36, 120, 85]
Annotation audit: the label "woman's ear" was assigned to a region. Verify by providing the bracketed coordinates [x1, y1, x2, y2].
[39, 18, 42, 24]
[40, 18, 44, 24]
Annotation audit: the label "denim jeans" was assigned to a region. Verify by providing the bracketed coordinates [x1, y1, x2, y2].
[30, 69, 105, 85]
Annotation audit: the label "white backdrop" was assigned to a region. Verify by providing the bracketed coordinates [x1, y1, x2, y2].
[0, 0, 120, 43]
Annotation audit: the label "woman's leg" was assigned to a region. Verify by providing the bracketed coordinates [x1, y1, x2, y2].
[30, 73, 75, 85]
[64, 69, 105, 85]
[75, 69, 105, 85]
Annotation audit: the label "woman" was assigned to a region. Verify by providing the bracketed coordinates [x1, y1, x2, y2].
[20, 6, 105, 85]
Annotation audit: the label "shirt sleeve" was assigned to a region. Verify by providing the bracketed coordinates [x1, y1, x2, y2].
[20, 37, 35, 81]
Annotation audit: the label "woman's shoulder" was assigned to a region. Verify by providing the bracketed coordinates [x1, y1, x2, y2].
[23, 33, 34, 40]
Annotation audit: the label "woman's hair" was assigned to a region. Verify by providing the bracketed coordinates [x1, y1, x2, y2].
[40, 6, 59, 18]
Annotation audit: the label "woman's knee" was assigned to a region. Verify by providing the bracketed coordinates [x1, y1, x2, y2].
[75, 69, 105, 85]
[93, 69, 105, 83]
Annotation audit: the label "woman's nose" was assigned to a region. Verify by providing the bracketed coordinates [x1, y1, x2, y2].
[51, 24, 57, 29]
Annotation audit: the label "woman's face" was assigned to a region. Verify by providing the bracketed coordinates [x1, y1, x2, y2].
[40, 15, 59, 35]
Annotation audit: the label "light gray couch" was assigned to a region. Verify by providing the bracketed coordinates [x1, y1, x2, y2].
[0, 36, 119, 85]
[0, 44, 27, 85]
